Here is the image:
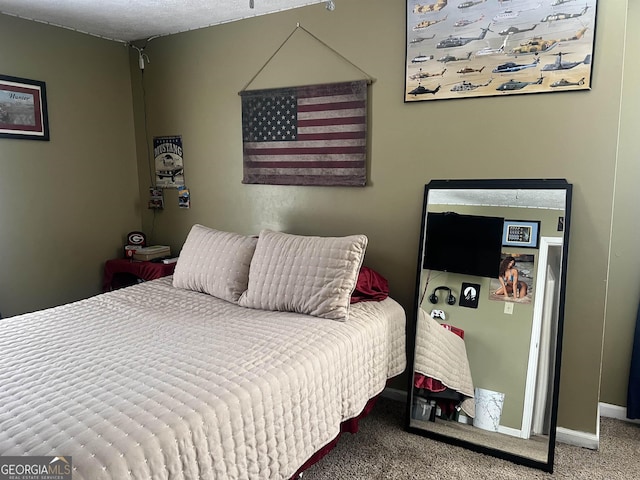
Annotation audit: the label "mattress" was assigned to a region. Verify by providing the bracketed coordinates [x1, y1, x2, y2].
[0, 277, 405, 479]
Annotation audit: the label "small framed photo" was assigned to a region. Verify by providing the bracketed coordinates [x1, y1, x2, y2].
[459, 282, 480, 309]
[0, 74, 49, 141]
[502, 220, 540, 249]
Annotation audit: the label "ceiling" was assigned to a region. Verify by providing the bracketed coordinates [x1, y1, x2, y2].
[0, 0, 328, 43]
[429, 189, 567, 211]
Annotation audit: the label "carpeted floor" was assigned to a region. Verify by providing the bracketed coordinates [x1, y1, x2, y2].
[302, 397, 640, 479]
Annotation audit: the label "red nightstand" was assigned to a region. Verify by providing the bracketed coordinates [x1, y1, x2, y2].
[103, 258, 177, 292]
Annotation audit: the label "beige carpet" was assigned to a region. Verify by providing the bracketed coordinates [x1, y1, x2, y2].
[302, 397, 640, 479]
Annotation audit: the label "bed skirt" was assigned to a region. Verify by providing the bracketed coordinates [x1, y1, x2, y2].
[290, 394, 380, 478]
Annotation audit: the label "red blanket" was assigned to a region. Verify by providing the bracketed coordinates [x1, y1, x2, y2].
[351, 266, 389, 303]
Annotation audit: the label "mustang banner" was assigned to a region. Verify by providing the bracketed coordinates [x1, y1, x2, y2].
[240, 80, 368, 186]
[153, 135, 185, 188]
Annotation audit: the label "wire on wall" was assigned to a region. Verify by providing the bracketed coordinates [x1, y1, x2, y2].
[128, 40, 157, 240]
[239, 22, 375, 93]
[139, 70, 154, 187]
[141, 70, 159, 240]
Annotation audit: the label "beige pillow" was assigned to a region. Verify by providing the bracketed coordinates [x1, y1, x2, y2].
[238, 229, 368, 321]
[173, 224, 258, 303]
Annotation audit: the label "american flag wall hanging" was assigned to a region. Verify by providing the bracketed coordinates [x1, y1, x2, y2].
[240, 80, 368, 187]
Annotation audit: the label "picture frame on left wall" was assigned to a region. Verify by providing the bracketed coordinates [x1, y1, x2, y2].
[0, 74, 49, 141]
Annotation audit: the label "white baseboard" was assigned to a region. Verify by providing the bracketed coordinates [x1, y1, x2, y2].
[556, 427, 599, 450]
[497, 425, 522, 438]
[598, 401, 640, 423]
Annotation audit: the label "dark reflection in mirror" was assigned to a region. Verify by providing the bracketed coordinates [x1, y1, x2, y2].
[406, 179, 572, 473]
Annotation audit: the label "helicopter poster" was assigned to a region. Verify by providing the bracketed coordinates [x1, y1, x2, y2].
[405, 0, 597, 102]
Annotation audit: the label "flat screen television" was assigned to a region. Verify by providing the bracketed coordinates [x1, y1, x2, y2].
[423, 212, 504, 278]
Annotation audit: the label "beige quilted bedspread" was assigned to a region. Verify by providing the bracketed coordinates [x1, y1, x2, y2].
[414, 309, 475, 417]
[0, 277, 406, 479]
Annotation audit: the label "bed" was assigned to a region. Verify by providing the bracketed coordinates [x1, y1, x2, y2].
[0, 226, 406, 479]
[413, 309, 474, 418]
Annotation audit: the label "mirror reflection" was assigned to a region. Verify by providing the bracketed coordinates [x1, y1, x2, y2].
[407, 180, 572, 472]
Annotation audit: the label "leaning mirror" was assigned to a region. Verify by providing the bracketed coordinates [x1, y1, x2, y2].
[406, 179, 572, 472]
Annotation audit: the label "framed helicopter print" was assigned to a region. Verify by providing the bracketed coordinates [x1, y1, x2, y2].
[405, 0, 598, 102]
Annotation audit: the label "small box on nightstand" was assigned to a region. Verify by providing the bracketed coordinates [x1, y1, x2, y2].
[132, 245, 171, 261]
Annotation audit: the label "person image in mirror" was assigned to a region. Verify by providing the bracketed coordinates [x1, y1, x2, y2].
[496, 256, 528, 299]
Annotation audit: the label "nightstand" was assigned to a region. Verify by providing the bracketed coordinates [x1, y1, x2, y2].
[103, 258, 177, 292]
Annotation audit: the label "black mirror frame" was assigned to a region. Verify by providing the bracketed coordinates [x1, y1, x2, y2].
[405, 178, 573, 473]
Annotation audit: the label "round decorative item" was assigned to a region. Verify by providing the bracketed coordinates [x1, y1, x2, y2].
[127, 231, 146, 246]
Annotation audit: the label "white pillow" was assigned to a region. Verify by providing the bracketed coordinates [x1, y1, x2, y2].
[172, 224, 258, 303]
[238, 229, 368, 321]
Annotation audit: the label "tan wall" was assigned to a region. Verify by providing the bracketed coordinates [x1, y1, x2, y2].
[0, 15, 140, 316]
[130, 0, 630, 434]
[601, 1, 640, 407]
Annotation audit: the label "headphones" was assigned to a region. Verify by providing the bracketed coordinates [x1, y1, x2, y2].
[429, 286, 456, 305]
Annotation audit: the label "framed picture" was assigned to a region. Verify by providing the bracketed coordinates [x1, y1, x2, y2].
[405, 0, 598, 102]
[502, 220, 540, 248]
[153, 135, 185, 188]
[0, 74, 49, 140]
[459, 282, 480, 308]
[489, 253, 535, 304]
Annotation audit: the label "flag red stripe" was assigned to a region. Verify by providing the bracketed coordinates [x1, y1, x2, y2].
[298, 116, 366, 127]
[298, 100, 365, 112]
[243, 174, 365, 186]
[297, 131, 365, 141]
[245, 161, 364, 168]
[244, 146, 365, 155]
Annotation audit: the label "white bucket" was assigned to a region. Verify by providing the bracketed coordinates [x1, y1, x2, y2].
[474, 387, 505, 432]
[412, 396, 433, 421]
